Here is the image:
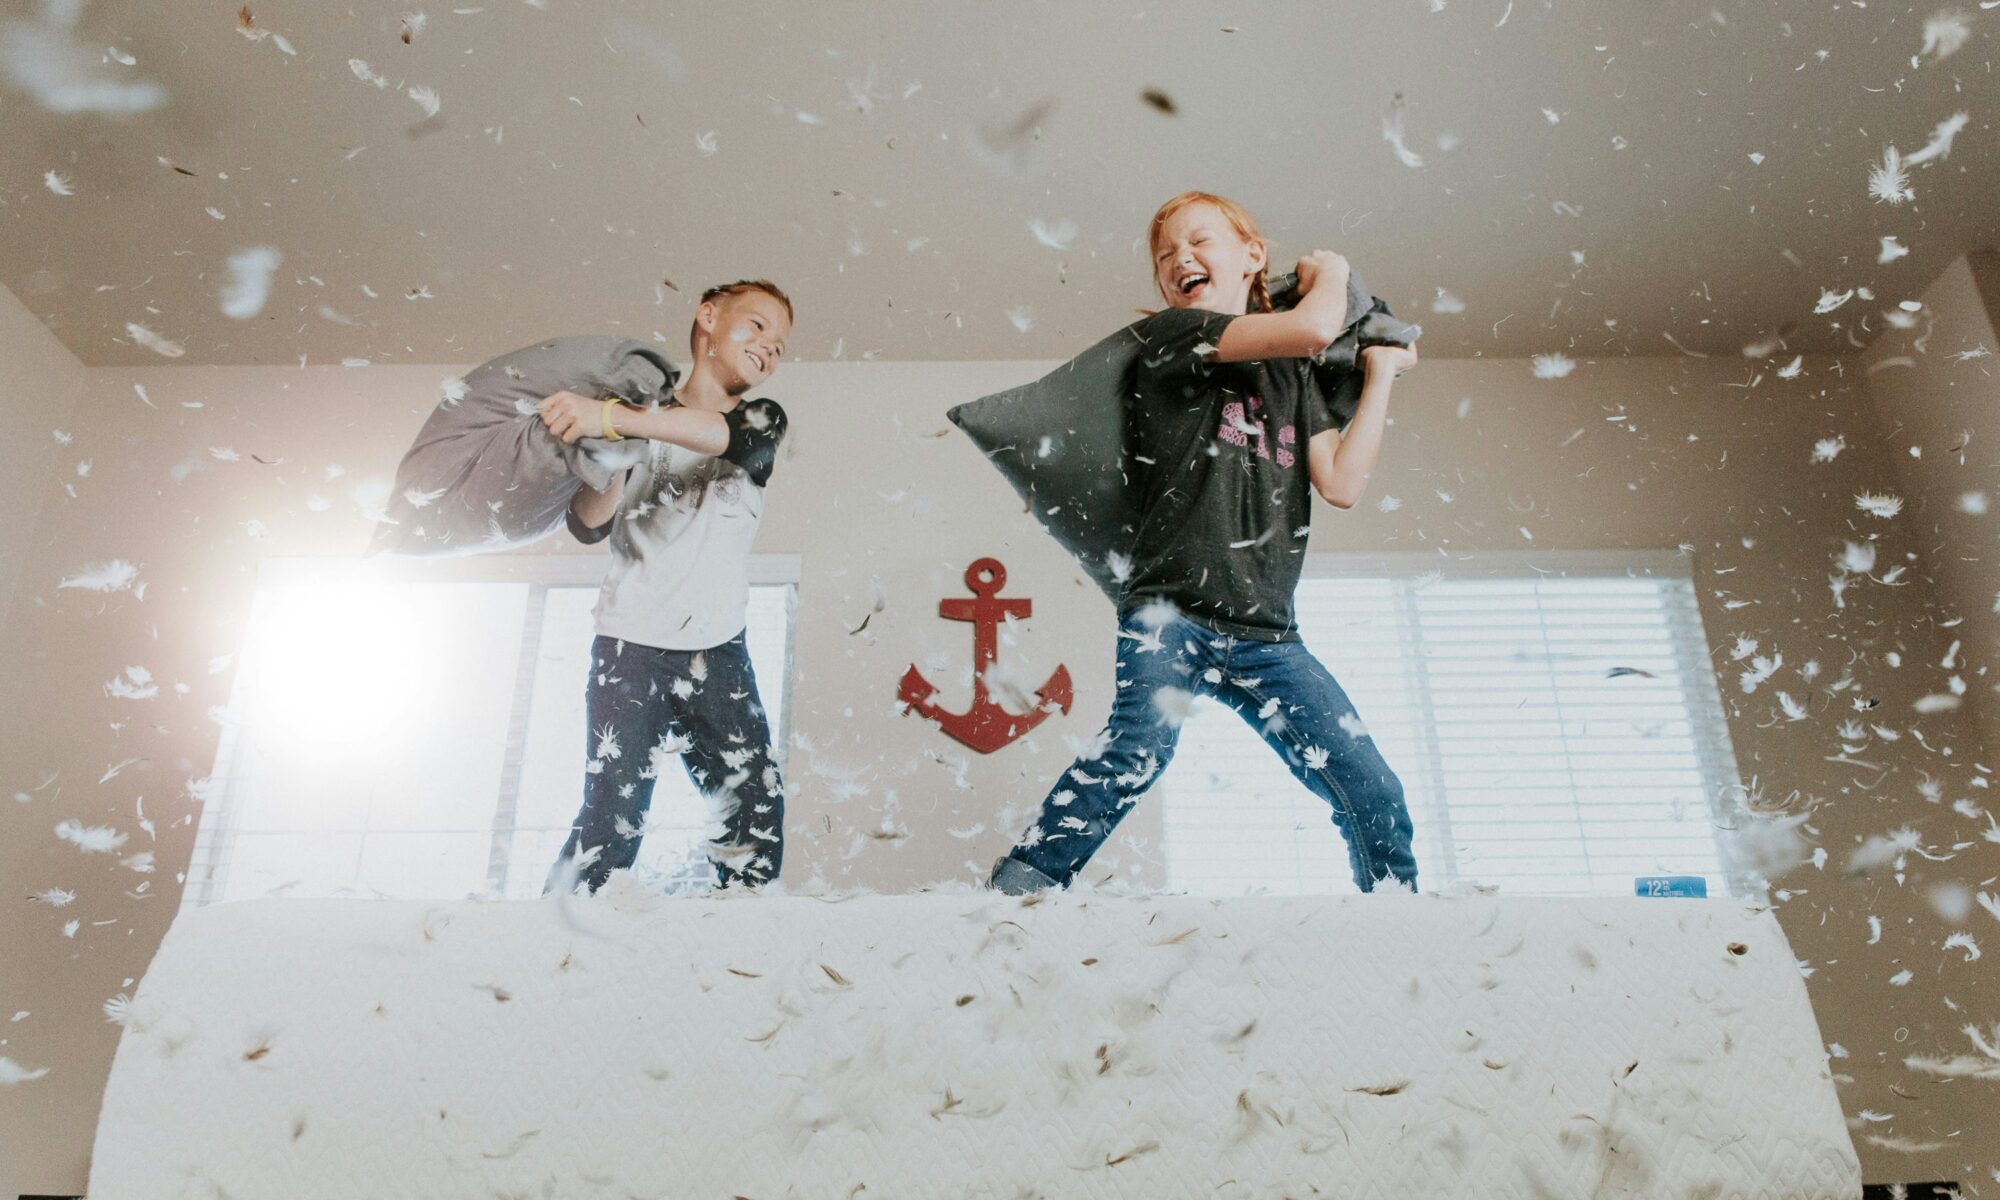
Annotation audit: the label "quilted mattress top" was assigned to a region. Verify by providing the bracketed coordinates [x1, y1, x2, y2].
[90, 889, 1860, 1199]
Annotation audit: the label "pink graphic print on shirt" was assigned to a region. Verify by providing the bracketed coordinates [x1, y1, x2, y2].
[1218, 396, 1296, 468]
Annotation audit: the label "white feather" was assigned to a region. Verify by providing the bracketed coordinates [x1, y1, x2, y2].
[59, 560, 138, 592]
[1919, 12, 1973, 61]
[1, 11, 166, 114]
[55, 819, 128, 853]
[1027, 218, 1076, 251]
[104, 666, 157, 700]
[1869, 146, 1914, 205]
[1530, 353, 1575, 379]
[1380, 98, 1425, 168]
[125, 322, 185, 358]
[1855, 492, 1904, 519]
[219, 246, 282, 320]
[0, 1057, 50, 1085]
[1903, 111, 1969, 165]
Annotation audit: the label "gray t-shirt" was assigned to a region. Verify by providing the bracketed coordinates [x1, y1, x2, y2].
[576, 397, 788, 651]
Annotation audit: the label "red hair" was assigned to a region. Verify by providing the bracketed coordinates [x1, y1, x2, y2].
[1147, 191, 1273, 313]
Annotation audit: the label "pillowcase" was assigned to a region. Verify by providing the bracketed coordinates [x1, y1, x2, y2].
[947, 268, 1419, 602]
[369, 336, 678, 556]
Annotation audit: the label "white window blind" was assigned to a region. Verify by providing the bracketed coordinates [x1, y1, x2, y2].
[184, 556, 796, 907]
[1162, 552, 1749, 898]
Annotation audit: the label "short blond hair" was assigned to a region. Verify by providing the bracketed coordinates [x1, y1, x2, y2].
[690, 279, 794, 352]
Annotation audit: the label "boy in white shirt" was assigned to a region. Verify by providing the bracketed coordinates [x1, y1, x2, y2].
[536, 280, 793, 891]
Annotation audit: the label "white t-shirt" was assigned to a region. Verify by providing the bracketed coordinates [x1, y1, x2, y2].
[592, 435, 766, 652]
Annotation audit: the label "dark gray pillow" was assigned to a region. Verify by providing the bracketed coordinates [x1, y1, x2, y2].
[370, 336, 679, 556]
[947, 270, 1418, 602]
[1271, 273, 1425, 431]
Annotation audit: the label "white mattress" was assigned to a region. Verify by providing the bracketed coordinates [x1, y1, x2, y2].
[90, 890, 1860, 1199]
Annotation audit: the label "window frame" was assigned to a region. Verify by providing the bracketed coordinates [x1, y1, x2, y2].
[183, 553, 800, 908]
[1160, 548, 1754, 898]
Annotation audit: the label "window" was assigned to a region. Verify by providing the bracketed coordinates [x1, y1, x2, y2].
[183, 555, 797, 907]
[1162, 552, 1750, 898]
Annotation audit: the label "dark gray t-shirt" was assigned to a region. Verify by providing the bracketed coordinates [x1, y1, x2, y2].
[1123, 308, 1339, 642]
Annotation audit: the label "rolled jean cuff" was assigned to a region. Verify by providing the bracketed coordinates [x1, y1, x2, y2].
[989, 854, 1060, 896]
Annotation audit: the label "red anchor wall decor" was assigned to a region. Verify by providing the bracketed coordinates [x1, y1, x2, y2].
[898, 558, 1073, 753]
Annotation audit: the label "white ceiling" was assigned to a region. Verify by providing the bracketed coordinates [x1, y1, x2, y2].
[2, 0, 1995, 367]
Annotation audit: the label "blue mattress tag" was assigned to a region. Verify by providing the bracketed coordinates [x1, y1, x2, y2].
[1635, 875, 1708, 898]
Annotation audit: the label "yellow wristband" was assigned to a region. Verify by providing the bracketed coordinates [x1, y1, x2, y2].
[600, 399, 624, 441]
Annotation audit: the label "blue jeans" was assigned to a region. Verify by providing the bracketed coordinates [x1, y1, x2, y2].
[548, 633, 784, 892]
[992, 610, 1418, 894]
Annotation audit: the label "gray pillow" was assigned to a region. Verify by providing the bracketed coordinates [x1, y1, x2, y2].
[947, 270, 1419, 603]
[369, 336, 679, 556]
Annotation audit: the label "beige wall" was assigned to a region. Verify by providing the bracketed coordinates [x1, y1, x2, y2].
[1861, 251, 2000, 767]
[0, 283, 84, 628]
[3, 323, 1996, 1190]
